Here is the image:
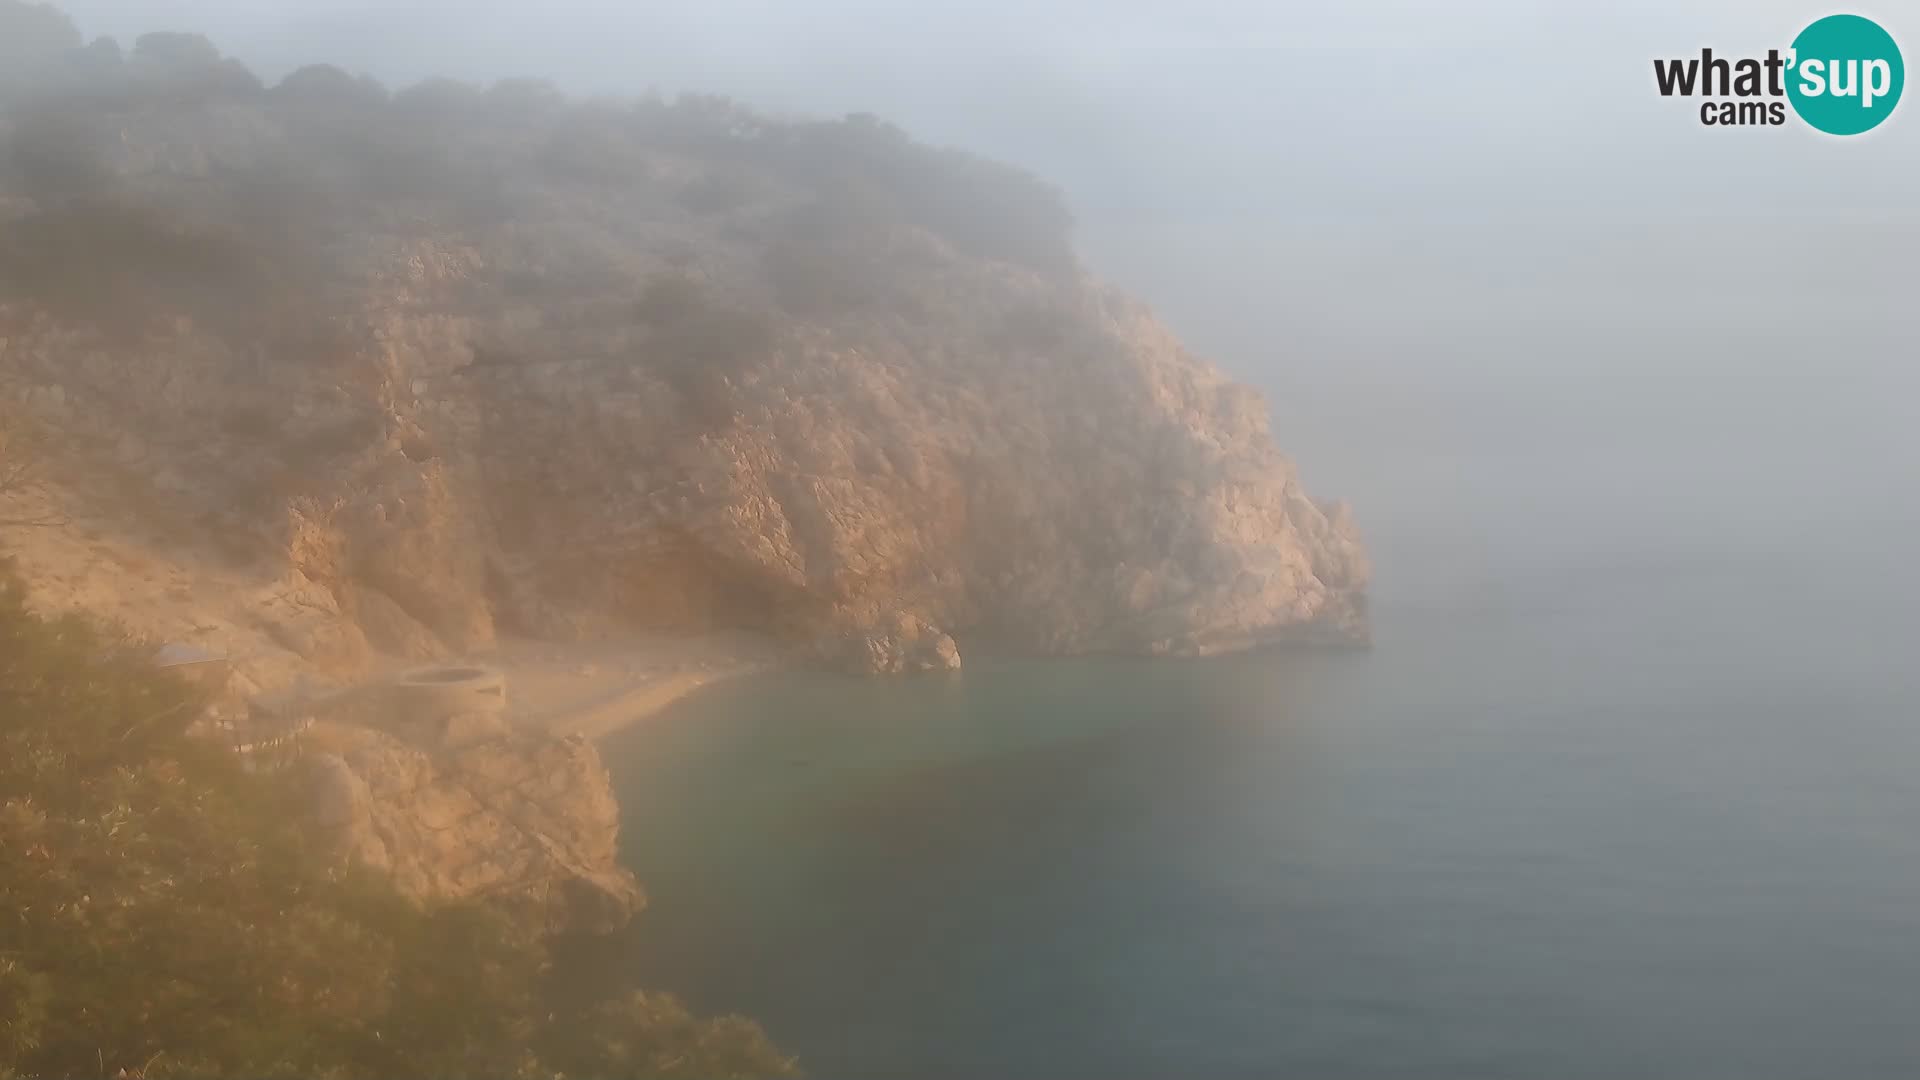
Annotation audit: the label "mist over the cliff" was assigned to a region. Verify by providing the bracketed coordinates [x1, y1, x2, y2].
[9, 3, 1920, 1077]
[61, 0, 1906, 612]
[49, 0, 1919, 367]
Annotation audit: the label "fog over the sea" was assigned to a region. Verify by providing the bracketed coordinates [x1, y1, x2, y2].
[49, 0, 1920, 591]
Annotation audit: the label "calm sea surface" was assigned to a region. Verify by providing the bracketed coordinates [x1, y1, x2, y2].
[600, 371, 1920, 1078]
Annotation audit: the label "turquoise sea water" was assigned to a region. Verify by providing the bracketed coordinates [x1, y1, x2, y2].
[598, 373, 1920, 1079]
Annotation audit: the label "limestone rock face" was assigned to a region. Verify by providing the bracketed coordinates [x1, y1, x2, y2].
[820, 609, 962, 675]
[0, 74, 1369, 678]
[304, 726, 645, 935]
[344, 584, 450, 662]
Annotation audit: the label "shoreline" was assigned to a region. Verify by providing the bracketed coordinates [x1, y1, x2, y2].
[540, 661, 772, 740]
[489, 631, 782, 741]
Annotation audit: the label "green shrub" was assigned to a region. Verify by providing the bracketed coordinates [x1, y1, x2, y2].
[0, 198, 281, 338]
[634, 273, 777, 425]
[1, 104, 117, 200]
[0, 562, 796, 1079]
[677, 171, 754, 216]
[127, 32, 260, 100]
[391, 77, 482, 116]
[273, 65, 389, 108]
[538, 991, 799, 1080]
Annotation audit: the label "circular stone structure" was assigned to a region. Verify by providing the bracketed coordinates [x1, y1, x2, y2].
[392, 664, 509, 719]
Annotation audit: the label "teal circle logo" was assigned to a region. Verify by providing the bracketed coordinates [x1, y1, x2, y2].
[1787, 14, 1904, 135]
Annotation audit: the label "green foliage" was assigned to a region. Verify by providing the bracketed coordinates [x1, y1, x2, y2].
[124, 32, 260, 100]
[391, 76, 484, 116]
[486, 77, 567, 119]
[629, 100, 1077, 273]
[0, 563, 796, 1079]
[763, 192, 904, 316]
[272, 65, 388, 108]
[0, 198, 275, 337]
[634, 274, 778, 425]
[538, 992, 799, 1080]
[0, 105, 334, 338]
[676, 171, 754, 216]
[636, 272, 775, 371]
[130, 32, 220, 72]
[0, 103, 117, 199]
[793, 113, 1075, 273]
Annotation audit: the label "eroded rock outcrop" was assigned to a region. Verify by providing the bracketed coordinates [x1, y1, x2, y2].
[305, 723, 645, 935]
[811, 606, 963, 675]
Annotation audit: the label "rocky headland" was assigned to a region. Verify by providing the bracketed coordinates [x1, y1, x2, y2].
[0, 9, 1367, 931]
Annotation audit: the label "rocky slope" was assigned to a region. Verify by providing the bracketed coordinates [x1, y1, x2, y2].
[306, 721, 646, 935]
[0, 18, 1367, 684]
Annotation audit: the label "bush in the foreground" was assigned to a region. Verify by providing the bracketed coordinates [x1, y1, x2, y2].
[0, 562, 797, 1079]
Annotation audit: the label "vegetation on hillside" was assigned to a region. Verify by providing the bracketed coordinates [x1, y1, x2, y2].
[0, 0, 1076, 349]
[0, 561, 797, 1079]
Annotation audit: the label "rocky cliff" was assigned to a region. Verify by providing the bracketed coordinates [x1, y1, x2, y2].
[306, 722, 646, 935]
[0, 22, 1367, 682]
